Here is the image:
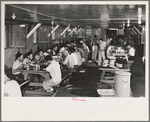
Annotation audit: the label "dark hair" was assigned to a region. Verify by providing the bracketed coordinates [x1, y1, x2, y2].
[25, 52, 33, 58]
[46, 48, 51, 52]
[76, 44, 83, 48]
[69, 47, 76, 53]
[45, 55, 53, 61]
[110, 40, 115, 46]
[99, 38, 103, 41]
[94, 35, 97, 38]
[38, 49, 43, 53]
[15, 52, 23, 60]
[126, 42, 132, 47]
[52, 44, 58, 50]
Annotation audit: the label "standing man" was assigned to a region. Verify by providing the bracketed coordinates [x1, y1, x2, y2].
[98, 38, 106, 66]
[91, 35, 98, 63]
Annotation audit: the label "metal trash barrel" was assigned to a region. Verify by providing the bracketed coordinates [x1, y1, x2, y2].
[114, 71, 131, 97]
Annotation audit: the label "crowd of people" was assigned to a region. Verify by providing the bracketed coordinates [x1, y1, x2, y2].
[4, 42, 90, 95]
[4, 35, 136, 96]
[90, 35, 136, 66]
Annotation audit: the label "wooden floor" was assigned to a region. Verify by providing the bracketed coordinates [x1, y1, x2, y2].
[56, 54, 145, 97]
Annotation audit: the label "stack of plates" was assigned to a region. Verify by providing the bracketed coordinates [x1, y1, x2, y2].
[97, 89, 117, 97]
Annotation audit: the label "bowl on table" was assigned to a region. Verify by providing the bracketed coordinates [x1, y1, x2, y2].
[116, 63, 123, 68]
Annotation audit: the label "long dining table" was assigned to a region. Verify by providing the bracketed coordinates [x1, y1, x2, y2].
[99, 53, 130, 83]
[19, 69, 50, 81]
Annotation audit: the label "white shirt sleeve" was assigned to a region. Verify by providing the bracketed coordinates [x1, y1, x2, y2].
[128, 48, 135, 56]
[63, 55, 69, 65]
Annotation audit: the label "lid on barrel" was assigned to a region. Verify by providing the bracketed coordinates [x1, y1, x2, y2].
[115, 71, 131, 76]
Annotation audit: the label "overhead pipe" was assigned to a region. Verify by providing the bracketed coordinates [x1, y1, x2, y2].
[133, 26, 142, 35]
[27, 23, 42, 39]
[60, 24, 70, 36]
[47, 25, 59, 37]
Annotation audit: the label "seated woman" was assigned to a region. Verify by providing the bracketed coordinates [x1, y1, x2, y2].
[42, 55, 62, 92]
[126, 42, 135, 61]
[23, 52, 34, 66]
[51, 44, 58, 56]
[12, 52, 25, 85]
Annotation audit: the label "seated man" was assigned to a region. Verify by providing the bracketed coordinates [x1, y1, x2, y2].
[74, 46, 82, 66]
[62, 49, 74, 70]
[42, 55, 62, 92]
[51, 44, 58, 56]
[69, 47, 78, 70]
[43, 48, 52, 57]
[126, 42, 135, 61]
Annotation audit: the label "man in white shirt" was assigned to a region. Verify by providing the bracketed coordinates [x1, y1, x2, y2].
[126, 42, 135, 61]
[42, 55, 62, 92]
[62, 50, 74, 69]
[98, 38, 106, 66]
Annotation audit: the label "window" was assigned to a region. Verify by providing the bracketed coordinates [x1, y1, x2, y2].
[7, 24, 26, 48]
[37, 26, 51, 42]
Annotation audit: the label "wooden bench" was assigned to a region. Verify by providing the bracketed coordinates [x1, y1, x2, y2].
[23, 69, 74, 97]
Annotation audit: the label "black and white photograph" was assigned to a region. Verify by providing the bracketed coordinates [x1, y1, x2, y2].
[1, 1, 149, 121]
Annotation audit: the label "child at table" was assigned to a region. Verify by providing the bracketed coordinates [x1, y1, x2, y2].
[42, 55, 62, 92]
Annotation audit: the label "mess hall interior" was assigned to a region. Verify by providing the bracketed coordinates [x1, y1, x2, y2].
[4, 3, 146, 97]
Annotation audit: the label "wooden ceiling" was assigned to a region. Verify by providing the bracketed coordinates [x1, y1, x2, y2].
[5, 4, 146, 28]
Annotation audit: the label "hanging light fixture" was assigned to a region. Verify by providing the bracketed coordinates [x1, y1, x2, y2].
[123, 21, 125, 29]
[138, 7, 142, 24]
[12, 13, 16, 19]
[51, 21, 54, 29]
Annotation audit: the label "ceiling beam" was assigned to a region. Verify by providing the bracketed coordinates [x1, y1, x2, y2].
[8, 5, 70, 22]
[60, 25, 70, 36]
[47, 25, 60, 37]
[133, 26, 142, 35]
[26, 23, 42, 39]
